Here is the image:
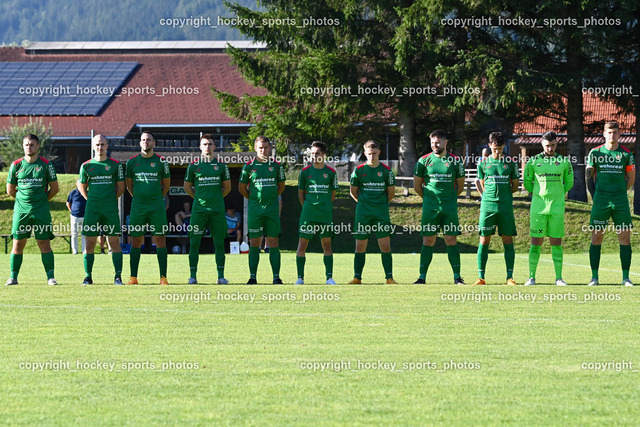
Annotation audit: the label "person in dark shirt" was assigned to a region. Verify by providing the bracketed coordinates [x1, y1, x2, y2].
[66, 181, 87, 255]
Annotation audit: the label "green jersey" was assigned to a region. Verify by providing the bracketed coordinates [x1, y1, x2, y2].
[298, 164, 338, 222]
[587, 144, 635, 197]
[239, 159, 286, 207]
[350, 162, 395, 216]
[477, 155, 519, 212]
[185, 158, 230, 212]
[125, 153, 170, 205]
[8, 156, 57, 212]
[79, 157, 124, 208]
[524, 152, 573, 215]
[414, 153, 465, 205]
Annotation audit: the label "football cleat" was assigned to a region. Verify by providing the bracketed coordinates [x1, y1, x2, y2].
[216, 278, 229, 285]
[114, 278, 124, 285]
[506, 278, 517, 286]
[413, 278, 426, 285]
[47, 278, 58, 286]
[622, 279, 634, 287]
[5, 278, 18, 286]
[587, 279, 599, 287]
[246, 278, 257, 285]
[82, 277, 93, 286]
[159, 276, 169, 285]
[325, 278, 337, 285]
[471, 278, 486, 286]
[348, 278, 362, 284]
[188, 278, 198, 285]
[126, 277, 138, 285]
[454, 277, 465, 285]
[524, 278, 536, 286]
[272, 278, 283, 285]
[555, 279, 567, 286]
[386, 278, 399, 284]
[295, 278, 304, 285]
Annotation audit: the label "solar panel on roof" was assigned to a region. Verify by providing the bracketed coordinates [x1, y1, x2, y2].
[0, 61, 138, 116]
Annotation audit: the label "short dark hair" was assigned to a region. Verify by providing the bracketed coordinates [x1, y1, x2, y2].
[201, 133, 215, 142]
[311, 141, 327, 154]
[24, 134, 40, 145]
[604, 121, 619, 131]
[541, 131, 556, 142]
[363, 140, 379, 149]
[141, 131, 155, 141]
[489, 132, 505, 145]
[430, 130, 447, 139]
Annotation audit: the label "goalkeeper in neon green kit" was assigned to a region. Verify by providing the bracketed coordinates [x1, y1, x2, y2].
[523, 131, 574, 286]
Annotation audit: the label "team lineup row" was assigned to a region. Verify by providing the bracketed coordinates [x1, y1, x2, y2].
[4, 122, 635, 286]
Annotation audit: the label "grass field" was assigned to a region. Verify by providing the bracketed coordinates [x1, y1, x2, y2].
[1, 253, 639, 425]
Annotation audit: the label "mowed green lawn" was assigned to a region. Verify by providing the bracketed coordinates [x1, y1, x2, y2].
[1, 253, 639, 425]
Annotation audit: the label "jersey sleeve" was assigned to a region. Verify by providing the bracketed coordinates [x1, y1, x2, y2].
[7, 162, 18, 185]
[563, 157, 574, 193]
[125, 158, 134, 179]
[239, 164, 250, 184]
[455, 157, 465, 178]
[626, 150, 636, 172]
[46, 162, 57, 182]
[223, 164, 231, 181]
[331, 170, 338, 191]
[161, 158, 170, 179]
[349, 168, 360, 187]
[79, 163, 89, 184]
[116, 162, 124, 182]
[510, 160, 520, 180]
[586, 148, 596, 168]
[413, 158, 425, 177]
[387, 168, 396, 187]
[523, 158, 534, 193]
[185, 163, 195, 183]
[277, 163, 286, 182]
[297, 169, 306, 190]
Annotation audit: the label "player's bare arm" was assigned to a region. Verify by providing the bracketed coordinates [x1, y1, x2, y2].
[161, 177, 170, 197]
[222, 179, 231, 197]
[126, 177, 134, 197]
[626, 168, 635, 190]
[79, 182, 89, 200]
[455, 177, 465, 196]
[115, 181, 125, 199]
[387, 185, 395, 202]
[277, 181, 285, 196]
[238, 182, 249, 199]
[413, 176, 424, 198]
[47, 181, 59, 201]
[510, 179, 519, 193]
[349, 185, 359, 202]
[331, 190, 336, 203]
[7, 183, 16, 198]
[298, 188, 305, 206]
[476, 179, 484, 194]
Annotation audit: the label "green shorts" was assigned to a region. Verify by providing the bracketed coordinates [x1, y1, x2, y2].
[299, 219, 334, 240]
[421, 205, 460, 236]
[83, 205, 121, 236]
[590, 194, 633, 231]
[478, 210, 517, 237]
[189, 208, 227, 240]
[530, 213, 564, 238]
[12, 209, 54, 240]
[353, 214, 393, 240]
[247, 203, 280, 238]
[129, 201, 168, 236]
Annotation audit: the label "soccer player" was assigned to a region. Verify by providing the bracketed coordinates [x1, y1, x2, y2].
[125, 131, 171, 285]
[473, 132, 519, 286]
[349, 140, 396, 284]
[413, 130, 465, 285]
[78, 135, 125, 285]
[523, 131, 574, 286]
[295, 141, 338, 285]
[6, 134, 59, 286]
[586, 121, 635, 286]
[238, 136, 285, 284]
[184, 134, 231, 284]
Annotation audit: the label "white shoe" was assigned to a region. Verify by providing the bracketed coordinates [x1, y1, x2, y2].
[295, 278, 304, 285]
[47, 278, 58, 286]
[216, 278, 229, 285]
[622, 279, 634, 287]
[5, 278, 18, 286]
[587, 279, 599, 286]
[555, 279, 567, 286]
[523, 278, 535, 286]
[326, 278, 337, 285]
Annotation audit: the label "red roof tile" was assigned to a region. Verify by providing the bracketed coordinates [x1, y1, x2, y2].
[0, 48, 265, 137]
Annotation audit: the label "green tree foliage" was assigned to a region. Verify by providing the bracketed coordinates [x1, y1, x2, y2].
[0, 117, 54, 170]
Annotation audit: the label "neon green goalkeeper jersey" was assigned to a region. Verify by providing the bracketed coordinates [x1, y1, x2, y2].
[523, 152, 573, 215]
